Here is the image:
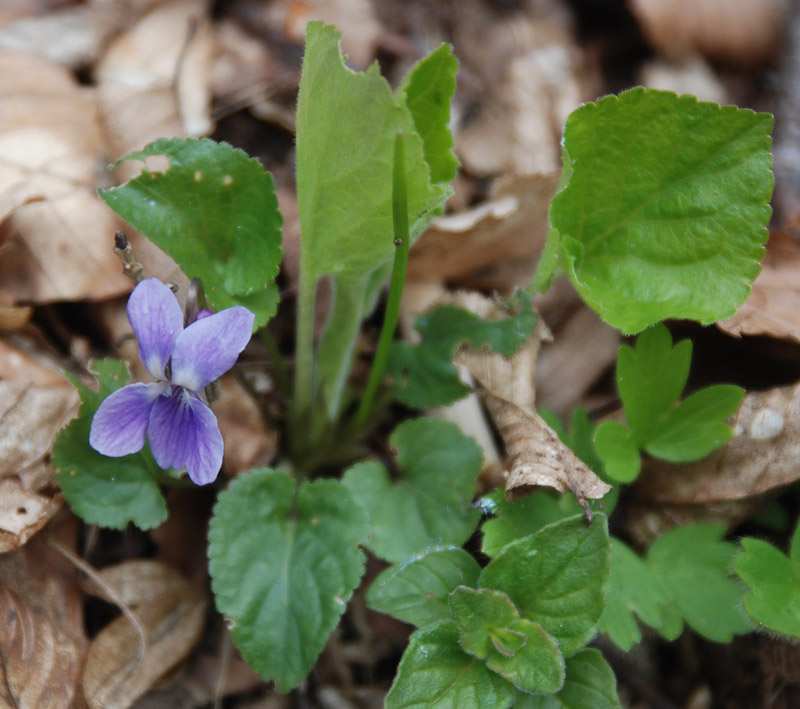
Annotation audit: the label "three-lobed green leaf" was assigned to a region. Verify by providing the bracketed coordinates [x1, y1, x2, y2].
[52, 360, 168, 530]
[99, 138, 283, 330]
[734, 520, 800, 638]
[594, 324, 744, 482]
[540, 87, 773, 333]
[647, 523, 753, 642]
[342, 417, 482, 563]
[208, 469, 368, 692]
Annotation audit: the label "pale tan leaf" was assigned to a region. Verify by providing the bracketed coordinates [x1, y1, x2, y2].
[82, 561, 207, 709]
[717, 232, 800, 343]
[0, 586, 84, 708]
[408, 174, 558, 290]
[0, 478, 61, 554]
[633, 382, 800, 506]
[96, 0, 215, 166]
[0, 50, 131, 304]
[0, 381, 78, 481]
[629, 0, 787, 66]
[454, 293, 611, 505]
[0, 337, 69, 386]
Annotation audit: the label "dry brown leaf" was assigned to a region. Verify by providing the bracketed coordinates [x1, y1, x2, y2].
[82, 560, 207, 709]
[0, 478, 62, 554]
[214, 374, 278, 476]
[629, 0, 788, 66]
[639, 57, 727, 104]
[0, 3, 132, 68]
[0, 50, 131, 304]
[717, 232, 800, 343]
[0, 586, 84, 708]
[270, 0, 383, 69]
[535, 305, 620, 418]
[454, 293, 611, 506]
[0, 381, 78, 481]
[96, 0, 215, 167]
[408, 174, 558, 291]
[633, 382, 800, 506]
[455, 12, 592, 176]
[0, 337, 69, 386]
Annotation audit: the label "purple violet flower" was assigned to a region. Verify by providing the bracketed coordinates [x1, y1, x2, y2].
[89, 278, 255, 485]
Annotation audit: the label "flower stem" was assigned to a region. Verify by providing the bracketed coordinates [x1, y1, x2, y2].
[258, 327, 291, 397]
[352, 132, 409, 430]
[292, 264, 316, 424]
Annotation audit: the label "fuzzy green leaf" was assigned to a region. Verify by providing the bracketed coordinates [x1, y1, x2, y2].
[53, 360, 168, 530]
[343, 418, 482, 563]
[367, 548, 481, 628]
[734, 521, 800, 638]
[647, 524, 753, 642]
[547, 87, 773, 333]
[480, 514, 611, 657]
[514, 648, 621, 709]
[386, 620, 514, 709]
[296, 22, 451, 283]
[208, 469, 368, 692]
[387, 299, 537, 409]
[99, 138, 283, 329]
[599, 538, 669, 651]
[593, 422, 640, 483]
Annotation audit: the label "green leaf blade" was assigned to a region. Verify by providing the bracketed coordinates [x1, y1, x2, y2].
[343, 418, 482, 563]
[366, 548, 481, 628]
[480, 514, 611, 657]
[449, 587, 520, 659]
[552, 88, 773, 333]
[386, 620, 514, 709]
[398, 43, 459, 183]
[296, 22, 451, 282]
[647, 524, 754, 642]
[208, 470, 368, 692]
[734, 525, 800, 639]
[99, 138, 283, 329]
[514, 648, 622, 709]
[53, 360, 168, 530]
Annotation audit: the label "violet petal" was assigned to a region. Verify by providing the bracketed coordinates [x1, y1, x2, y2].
[127, 278, 184, 380]
[170, 306, 255, 391]
[148, 388, 223, 485]
[89, 382, 162, 457]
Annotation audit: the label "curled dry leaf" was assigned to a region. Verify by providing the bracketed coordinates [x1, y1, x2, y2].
[0, 586, 84, 708]
[408, 173, 559, 291]
[629, 0, 788, 66]
[454, 292, 611, 506]
[0, 51, 131, 304]
[82, 560, 207, 709]
[717, 232, 800, 344]
[96, 0, 215, 166]
[0, 478, 62, 554]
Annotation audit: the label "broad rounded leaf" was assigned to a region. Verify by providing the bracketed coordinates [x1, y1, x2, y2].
[99, 138, 283, 329]
[480, 514, 611, 657]
[53, 360, 168, 530]
[514, 648, 621, 709]
[342, 418, 482, 563]
[593, 422, 640, 483]
[550, 88, 773, 333]
[367, 548, 481, 628]
[386, 620, 514, 709]
[208, 469, 368, 692]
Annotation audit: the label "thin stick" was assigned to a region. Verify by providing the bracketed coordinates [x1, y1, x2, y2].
[353, 132, 409, 429]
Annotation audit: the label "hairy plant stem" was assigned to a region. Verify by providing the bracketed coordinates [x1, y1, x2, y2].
[353, 132, 409, 429]
[258, 327, 291, 397]
[292, 266, 316, 427]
